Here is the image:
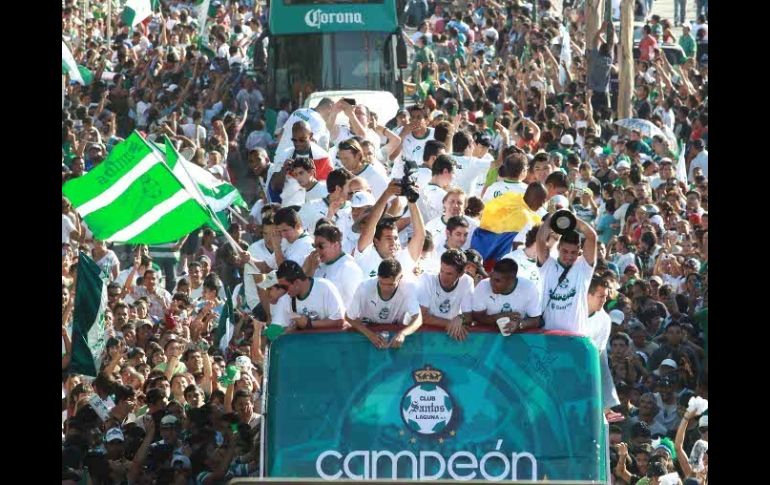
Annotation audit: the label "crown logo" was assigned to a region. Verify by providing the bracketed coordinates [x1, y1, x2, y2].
[413, 365, 443, 384]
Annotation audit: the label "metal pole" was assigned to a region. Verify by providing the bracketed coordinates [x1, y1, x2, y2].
[106, 0, 112, 46]
[617, 0, 634, 119]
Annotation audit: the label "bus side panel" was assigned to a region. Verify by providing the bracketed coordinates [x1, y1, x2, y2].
[266, 331, 604, 480]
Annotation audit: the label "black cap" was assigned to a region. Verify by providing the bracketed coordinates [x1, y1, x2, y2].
[277, 260, 306, 281]
[678, 390, 696, 407]
[474, 132, 492, 147]
[631, 421, 652, 438]
[692, 138, 705, 149]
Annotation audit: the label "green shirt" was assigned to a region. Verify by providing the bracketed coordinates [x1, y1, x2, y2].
[679, 33, 696, 58]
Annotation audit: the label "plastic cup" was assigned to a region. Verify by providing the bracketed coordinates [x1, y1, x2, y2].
[496, 317, 512, 336]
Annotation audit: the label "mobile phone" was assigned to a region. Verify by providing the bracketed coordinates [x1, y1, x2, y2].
[342, 97, 356, 106]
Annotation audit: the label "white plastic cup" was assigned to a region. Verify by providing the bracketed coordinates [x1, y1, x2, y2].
[496, 317, 512, 336]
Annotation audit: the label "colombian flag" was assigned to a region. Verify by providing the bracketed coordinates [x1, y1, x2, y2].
[470, 193, 541, 271]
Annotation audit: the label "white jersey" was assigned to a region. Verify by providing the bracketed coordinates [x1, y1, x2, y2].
[453, 154, 492, 198]
[482, 180, 528, 202]
[540, 256, 595, 334]
[283, 232, 315, 266]
[276, 108, 330, 152]
[314, 253, 364, 303]
[392, 128, 435, 178]
[426, 215, 479, 251]
[417, 273, 474, 320]
[501, 247, 541, 288]
[471, 277, 542, 318]
[270, 294, 293, 327]
[298, 198, 352, 234]
[417, 183, 447, 224]
[243, 240, 278, 309]
[303, 181, 328, 202]
[292, 277, 346, 321]
[354, 244, 417, 281]
[586, 309, 612, 352]
[354, 163, 390, 200]
[347, 278, 421, 325]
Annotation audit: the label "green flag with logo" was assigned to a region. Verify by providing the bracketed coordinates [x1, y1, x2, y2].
[68, 253, 109, 377]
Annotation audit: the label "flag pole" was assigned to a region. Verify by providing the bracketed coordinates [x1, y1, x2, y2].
[227, 206, 250, 226]
[156, 135, 260, 271]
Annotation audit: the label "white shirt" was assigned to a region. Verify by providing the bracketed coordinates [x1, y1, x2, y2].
[392, 128, 435, 178]
[292, 277, 346, 321]
[283, 232, 315, 266]
[585, 309, 612, 352]
[298, 198, 351, 233]
[181, 123, 206, 143]
[417, 273, 474, 320]
[501, 247, 542, 289]
[315, 253, 364, 304]
[613, 252, 637, 275]
[482, 179, 528, 202]
[276, 108, 331, 152]
[355, 244, 417, 281]
[302, 181, 328, 203]
[353, 163, 390, 201]
[270, 294, 293, 327]
[471, 277, 542, 318]
[425, 215, 478, 251]
[688, 150, 708, 182]
[62, 214, 76, 244]
[540, 256, 595, 334]
[417, 183, 447, 224]
[347, 278, 421, 325]
[274, 142, 331, 169]
[453, 154, 492, 198]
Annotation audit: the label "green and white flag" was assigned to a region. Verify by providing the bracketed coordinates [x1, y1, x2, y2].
[675, 139, 689, 184]
[62, 41, 93, 85]
[150, 137, 247, 231]
[121, 0, 158, 27]
[216, 284, 235, 353]
[69, 253, 109, 377]
[62, 132, 214, 244]
[194, 0, 211, 38]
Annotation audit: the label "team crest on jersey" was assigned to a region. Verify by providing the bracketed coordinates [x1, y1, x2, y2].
[501, 302, 512, 313]
[378, 306, 390, 320]
[438, 298, 451, 314]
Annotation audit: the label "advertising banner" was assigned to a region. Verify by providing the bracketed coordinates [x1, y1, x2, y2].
[266, 331, 606, 481]
[269, 1, 398, 35]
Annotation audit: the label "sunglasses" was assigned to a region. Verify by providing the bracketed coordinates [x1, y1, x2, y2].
[339, 141, 361, 152]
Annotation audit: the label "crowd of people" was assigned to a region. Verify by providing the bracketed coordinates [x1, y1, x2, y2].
[62, 0, 708, 483]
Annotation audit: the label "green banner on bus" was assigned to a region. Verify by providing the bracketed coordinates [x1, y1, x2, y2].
[265, 331, 607, 481]
[268, 2, 398, 35]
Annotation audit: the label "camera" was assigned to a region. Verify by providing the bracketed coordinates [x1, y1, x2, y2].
[399, 165, 420, 203]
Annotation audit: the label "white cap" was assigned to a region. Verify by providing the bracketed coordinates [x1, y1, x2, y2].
[560, 134, 574, 146]
[235, 355, 254, 372]
[208, 165, 224, 176]
[654, 358, 679, 375]
[609, 309, 625, 325]
[172, 454, 192, 469]
[105, 427, 125, 443]
[350, 191, 376, 208]
[698, 415, 708, 427]
[257, 270, 279, 290]
[550, 195, 570, 209]
[616, 160, 631, 170]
